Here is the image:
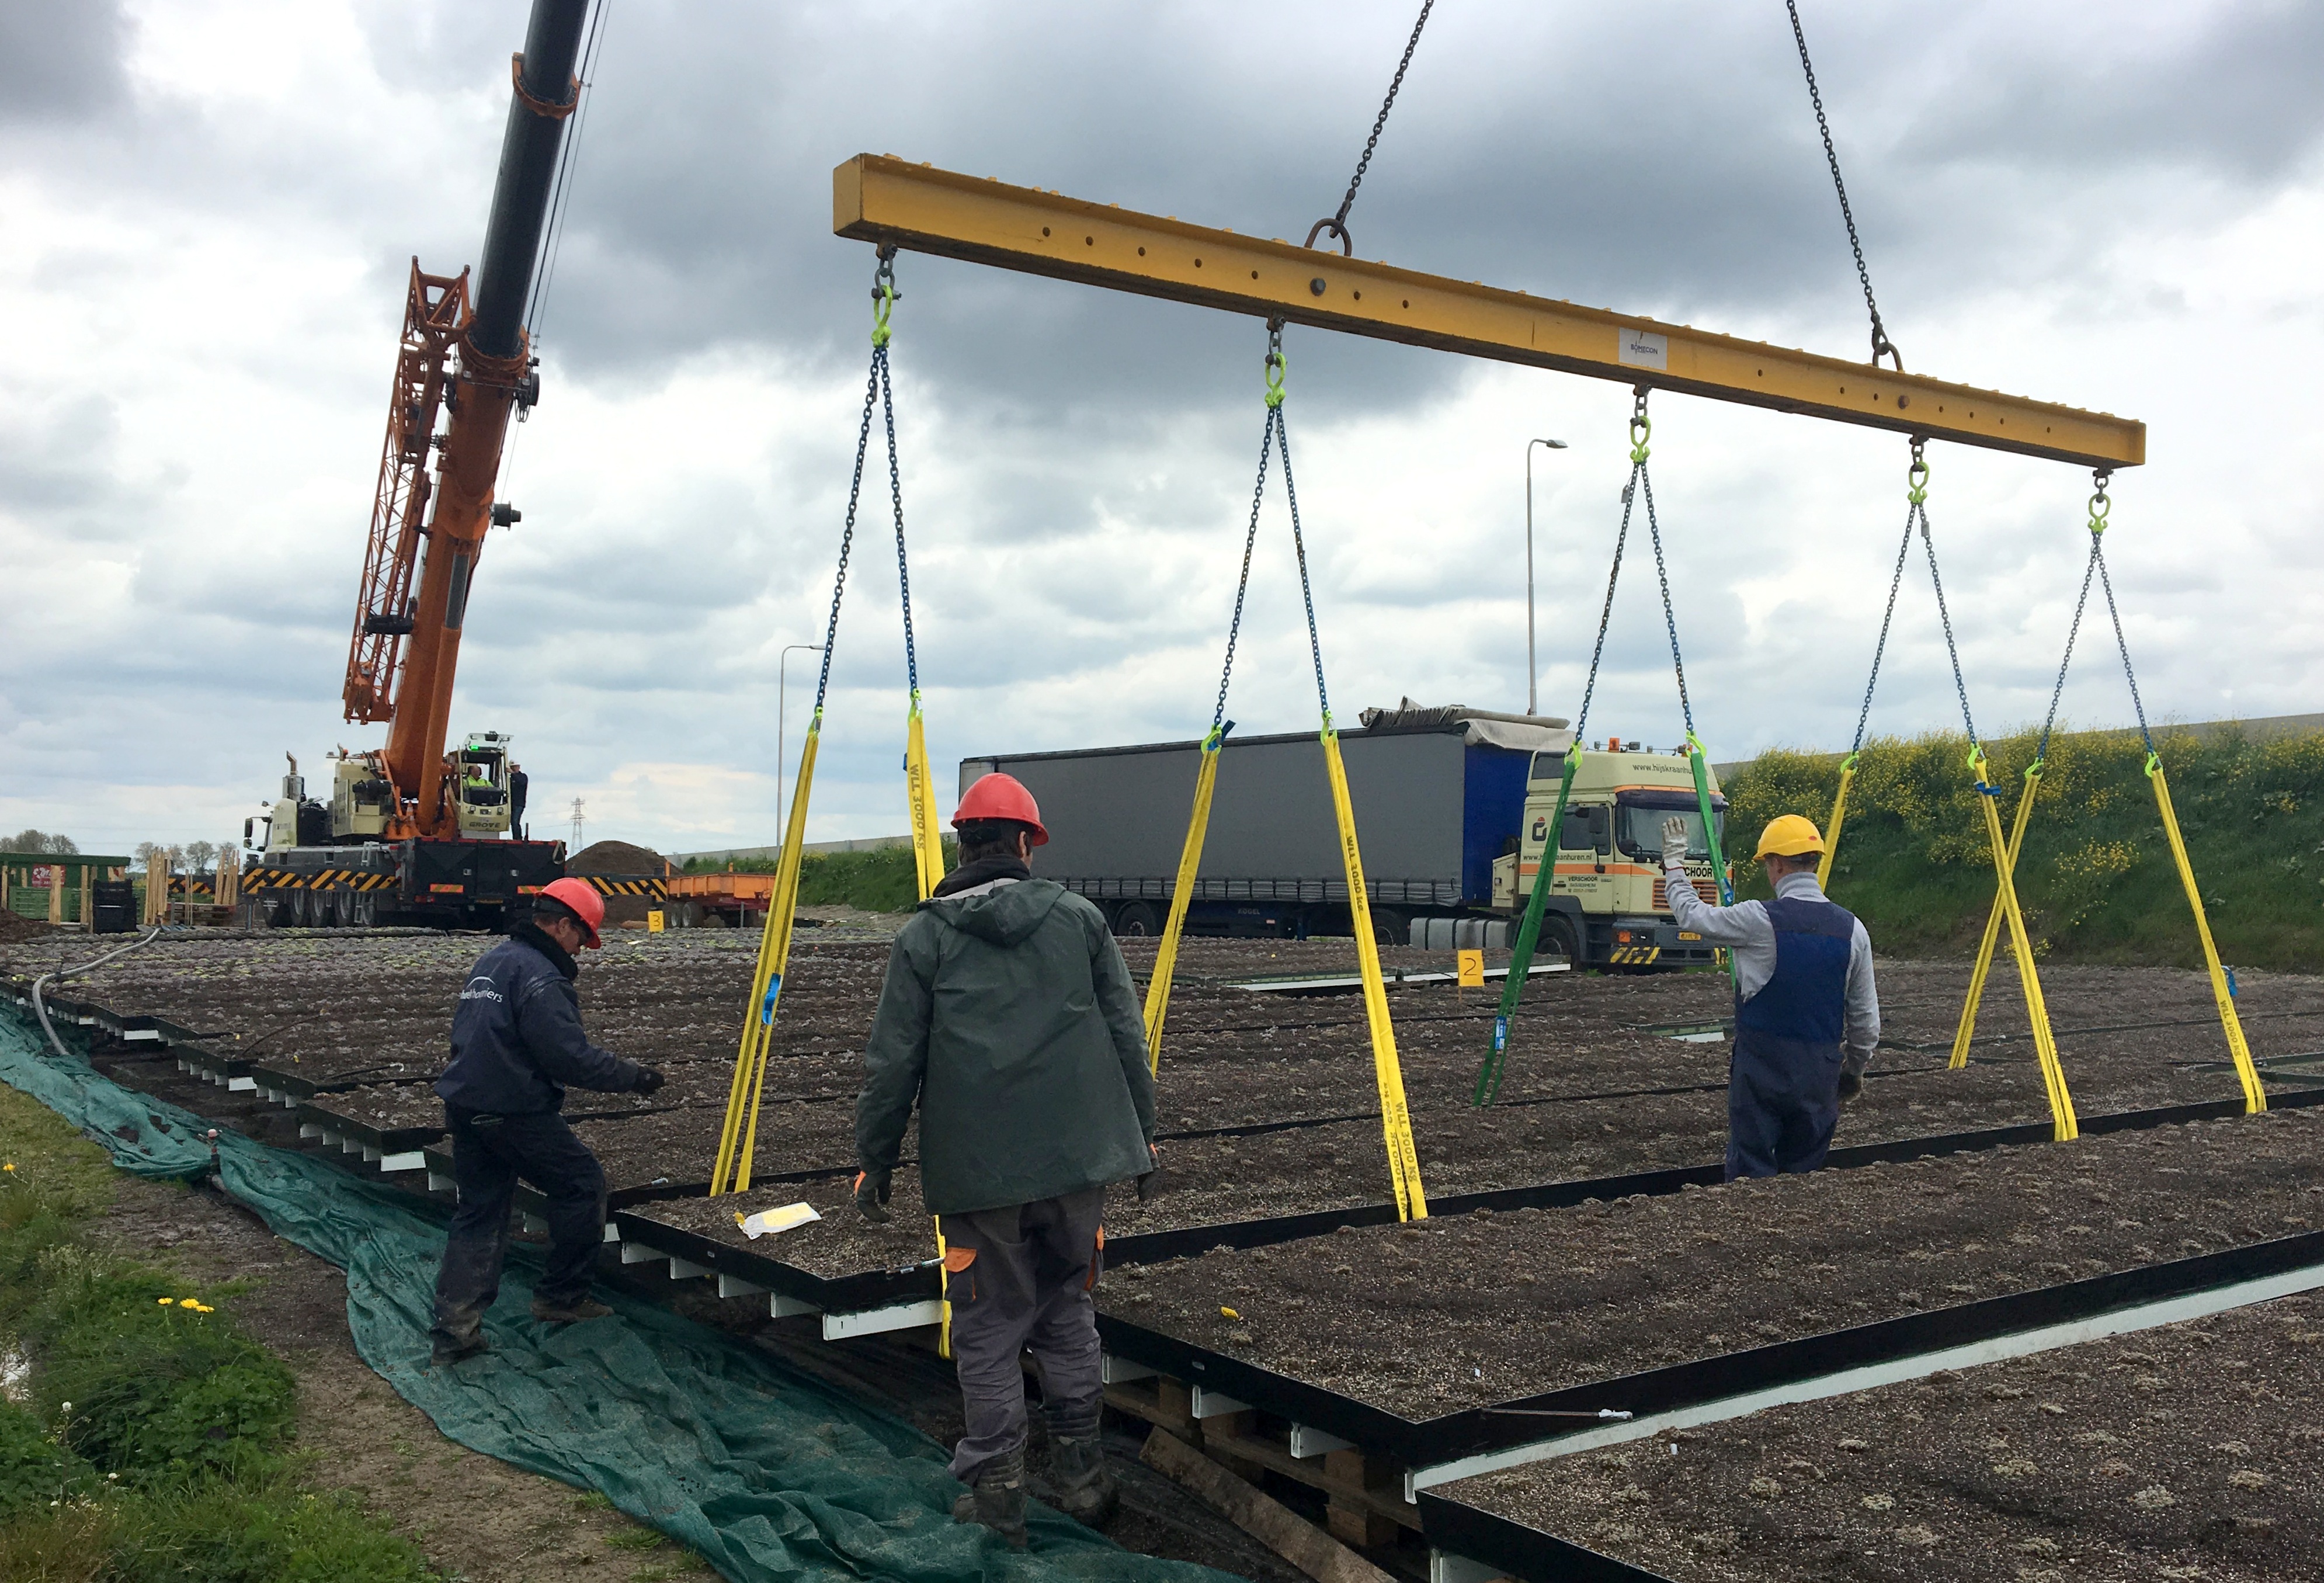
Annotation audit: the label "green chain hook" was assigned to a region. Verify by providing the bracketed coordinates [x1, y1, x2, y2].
[2088, 470, 2111, 537]
[871, 282, 895, 349]
[1907, 441, 1930, 506]
[1265, 349, 1287, 409]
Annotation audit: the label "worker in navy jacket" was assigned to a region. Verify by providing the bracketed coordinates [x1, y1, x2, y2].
[1660, 813, 1880, 1180]
[428, 878, 664, 1365]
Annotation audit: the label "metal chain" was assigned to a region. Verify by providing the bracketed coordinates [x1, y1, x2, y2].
[1305, 0, 1436, 255]
[876, 254, 919, 698]
[2085, 471, 2156, 756]
[809, 258, 891, 711]
[1571, 400, 1647, 742]
[1279, 398, 1333, 722]
[1785, 0, 1900, 371]
[1847, 502, 1917, 755]
[1910, 442, 1979, 751]
[2036, 534, 2099, 765]
[1209, 329, 1283, 733]
[1637, 454, 1696, 739]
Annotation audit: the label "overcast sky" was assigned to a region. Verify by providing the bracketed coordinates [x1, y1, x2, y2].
[4, 0, 2320, 858]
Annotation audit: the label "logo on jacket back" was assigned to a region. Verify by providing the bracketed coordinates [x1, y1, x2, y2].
[460, 977, 505, 1004]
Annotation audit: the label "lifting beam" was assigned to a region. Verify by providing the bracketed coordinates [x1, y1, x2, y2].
[833, 155, 2144, 471]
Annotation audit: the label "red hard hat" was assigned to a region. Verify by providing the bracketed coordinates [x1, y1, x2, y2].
[540, 876, 606, 948]
[952, 772, 1048, 846]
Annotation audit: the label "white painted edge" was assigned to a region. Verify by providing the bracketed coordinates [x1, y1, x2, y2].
[1430, 1551, 1507, 1583]
[821, 1300, 943, 1340]
[378, 1150, 426, 1172]
[619, 1241, 669, 1266]
[715, 1273, 768, 1299]
[599, 1221, 621, 1244]
[227, 1076, 256, 1092]
[297, 1123, 322, 1139]
[1404, 1259, 2324, 1499]
[175, 1058, 192, 1073]
[360, 1144, 381, 1162]
[770, 1292, 820, 1318]
[124, 1027, 161, 1040]
[426, 1172, 454, 1193]
[669, 1256, 709, 1280]
[1291, 1424, 1356, 1458]
[519, 1211, 548, 1233]
[1100, 1355, 1159, 1385]
[1190, 1386, 1251, 1419]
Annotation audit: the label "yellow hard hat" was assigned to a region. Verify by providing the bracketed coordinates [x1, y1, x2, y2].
[1753, 814, 1825, 860]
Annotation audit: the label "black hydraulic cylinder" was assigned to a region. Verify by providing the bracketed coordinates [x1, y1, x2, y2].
[468, 0, 589, 361]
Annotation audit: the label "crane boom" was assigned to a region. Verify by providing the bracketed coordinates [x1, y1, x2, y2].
[356, 0, 588, 836]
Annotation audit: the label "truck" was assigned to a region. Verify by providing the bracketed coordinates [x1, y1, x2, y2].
[960, 702, 1728, 971]
[237, 0, 586, 929]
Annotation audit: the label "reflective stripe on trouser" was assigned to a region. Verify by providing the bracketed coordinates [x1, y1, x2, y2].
[941, 1187, 1105, 1483]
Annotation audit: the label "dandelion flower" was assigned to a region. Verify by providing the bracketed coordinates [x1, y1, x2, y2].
[178, 1298, 200, 1308]
[158, 1297, 172, 1306]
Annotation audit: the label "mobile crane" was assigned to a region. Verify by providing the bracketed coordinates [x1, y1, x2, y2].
[239, 0, 586, 929]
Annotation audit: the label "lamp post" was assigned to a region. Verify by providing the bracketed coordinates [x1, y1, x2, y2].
[1524, 437, 1569, 716]
[776, 644, 826, 844]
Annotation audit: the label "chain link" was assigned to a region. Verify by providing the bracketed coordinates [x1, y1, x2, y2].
[1305, 0, 1436, 255]
[1639, 457, 1696, 741]
[2035, 536, 2099, 766]
[810, 268, 891, 712]
[1846, 501, 1916, 756]
[1785, 0, 1900, 371]
[1279, 398, 1332, 723]
[1571, 461, 1635, 745]
[1912, 452, 1979, 754]
[2090, 499, 2156, 758]
[1209, 329, 1282, 734]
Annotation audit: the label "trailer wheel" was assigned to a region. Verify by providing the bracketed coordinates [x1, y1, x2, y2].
[1543, 914, 1582, 966]
[1367, 907, 1405, 949]
[1111, 901, 1163, 937]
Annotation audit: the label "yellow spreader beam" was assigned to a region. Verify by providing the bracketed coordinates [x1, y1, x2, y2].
[833, 155, 2146, 471]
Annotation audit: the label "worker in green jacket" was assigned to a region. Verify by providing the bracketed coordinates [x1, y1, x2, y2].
[854, 772, 1158, 1546]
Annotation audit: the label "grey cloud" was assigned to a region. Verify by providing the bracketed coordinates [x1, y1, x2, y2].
[0, 0, 128, 123]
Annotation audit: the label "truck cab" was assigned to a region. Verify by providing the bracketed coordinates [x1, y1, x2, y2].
[1491, 745, 1728, 969]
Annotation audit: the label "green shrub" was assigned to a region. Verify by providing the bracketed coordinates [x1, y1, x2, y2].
[1722, 724, 2324, 967]
[0, 1402, 88, 1515]
[32, 1263, 295, 1485]
[686, 838, 959, 912]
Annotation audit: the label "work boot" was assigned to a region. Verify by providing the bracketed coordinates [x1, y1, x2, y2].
[532, 1295, 614, 1324]
[430, 1329, 489, 1367]
[950, 1449, 1029, 1549]
[1047, 1432, 1118, 1529]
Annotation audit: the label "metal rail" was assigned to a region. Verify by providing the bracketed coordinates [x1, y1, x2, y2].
[833, 155, 2145, 470]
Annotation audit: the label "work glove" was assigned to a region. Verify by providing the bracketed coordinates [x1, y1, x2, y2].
[1837, 1070, 1863, 1103]
[1660, 815, 1691, 869]
[1135, 1143, 1163, 1203]
[632, 1067, 667, 1097]
[853, 1168, 893, 1223]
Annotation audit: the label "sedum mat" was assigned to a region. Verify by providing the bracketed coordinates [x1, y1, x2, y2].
[0, 1012, 1236, 1583]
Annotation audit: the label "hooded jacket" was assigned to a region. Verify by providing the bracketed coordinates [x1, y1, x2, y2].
[855, 875, 1156, 1216]
[435, 924, 643, 1114]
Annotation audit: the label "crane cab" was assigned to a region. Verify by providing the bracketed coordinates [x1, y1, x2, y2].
[451, 731, 515, 838]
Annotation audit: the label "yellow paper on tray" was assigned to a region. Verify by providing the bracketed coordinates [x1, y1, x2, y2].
[734, 1202, 821, 1239]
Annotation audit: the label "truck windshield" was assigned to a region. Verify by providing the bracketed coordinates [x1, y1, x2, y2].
[1619, 806, 1722, 861]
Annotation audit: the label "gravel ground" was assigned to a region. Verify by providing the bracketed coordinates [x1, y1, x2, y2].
[1445, 1293, 2324, 1583]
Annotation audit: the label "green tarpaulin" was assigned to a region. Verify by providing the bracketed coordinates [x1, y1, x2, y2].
[0, 1012, 1235, 1583]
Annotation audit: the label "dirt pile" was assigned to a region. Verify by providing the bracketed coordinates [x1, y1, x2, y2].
[565, 840, 670, 876]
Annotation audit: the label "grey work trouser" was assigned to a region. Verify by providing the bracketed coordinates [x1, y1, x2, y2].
[940, 1187, 1106, 1483]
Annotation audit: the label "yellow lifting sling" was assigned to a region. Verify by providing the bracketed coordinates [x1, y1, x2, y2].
[1474, 391, 1738, 1107]
[1948, 478, 2263, 1111]
[1141, 324, 1427, 1220]
[713, 251, 951, 1198]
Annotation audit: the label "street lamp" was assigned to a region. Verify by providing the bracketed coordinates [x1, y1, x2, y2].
[776, 644, 826, 845]
[1524, 437, 1569, 716]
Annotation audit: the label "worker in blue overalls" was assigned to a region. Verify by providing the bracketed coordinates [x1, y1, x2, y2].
[1660, 813, 1880, 1179]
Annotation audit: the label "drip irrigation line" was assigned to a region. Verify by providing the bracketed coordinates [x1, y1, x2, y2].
[31, 928, 163, 1059]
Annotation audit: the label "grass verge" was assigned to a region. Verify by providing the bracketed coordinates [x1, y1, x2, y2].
[1723, 723, 2324, 968]
[0, 1081, 445, 1582]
